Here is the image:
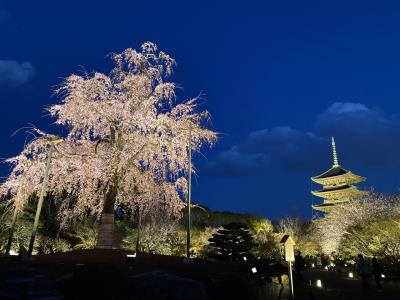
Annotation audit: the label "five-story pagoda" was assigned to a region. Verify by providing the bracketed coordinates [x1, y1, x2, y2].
[311, 137, 367, 213]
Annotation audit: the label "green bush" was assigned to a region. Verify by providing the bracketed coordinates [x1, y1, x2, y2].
[37, 236, 71, 254]
[67, 220, 98, 250]
[252, 231, 281, 261]
[122, 222, 185, 256]
[191, 226, 219, 258]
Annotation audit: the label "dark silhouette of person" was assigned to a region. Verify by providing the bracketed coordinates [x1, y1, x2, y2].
[357, 254, 370, 289]
[372, 257, 382, 289]
[316, 253, 322, 269]
[115, 206, 124, 220]
[294, 251, 305, 281]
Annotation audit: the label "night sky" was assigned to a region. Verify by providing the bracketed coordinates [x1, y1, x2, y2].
[2, 0, 400, 220]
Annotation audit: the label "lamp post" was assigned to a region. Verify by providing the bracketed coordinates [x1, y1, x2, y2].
[5, 207, 18, 254]
[27, 138, 63, 256]
[135, 204, 141, 254]
[186, 126, 192, 259]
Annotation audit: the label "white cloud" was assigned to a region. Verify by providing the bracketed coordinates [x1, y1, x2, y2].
[0, 60, 36, 86]
[325, 102, 370, 115]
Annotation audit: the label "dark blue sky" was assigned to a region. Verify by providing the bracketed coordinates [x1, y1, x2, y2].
[1, 0, 400, 220]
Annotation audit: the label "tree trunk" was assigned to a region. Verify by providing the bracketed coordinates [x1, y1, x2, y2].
[96, 184, 118, 249]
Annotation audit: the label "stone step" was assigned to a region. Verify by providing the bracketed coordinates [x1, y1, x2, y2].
[97, 231, 113, 236]
[99, 224, 114, 230]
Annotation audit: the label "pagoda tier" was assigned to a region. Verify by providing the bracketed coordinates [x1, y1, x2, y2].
[311, 137, 366, 213]
[312, 166, 365, 186]
[311, 185, 367, 200]
[312, 203, 336, 213]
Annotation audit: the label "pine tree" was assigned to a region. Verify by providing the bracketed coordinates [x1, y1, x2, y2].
[208, 222, 255, 261]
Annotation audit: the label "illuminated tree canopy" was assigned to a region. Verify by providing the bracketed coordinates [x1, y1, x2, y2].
[315, 192, 400, 255]
[0, 42, 217, 243]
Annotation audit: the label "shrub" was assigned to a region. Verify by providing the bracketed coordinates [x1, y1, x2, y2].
[67, 221, 98, 250]
[191, 226, 219, 258]
[253, 231, 281, 261]
[122, 222, 186, 256]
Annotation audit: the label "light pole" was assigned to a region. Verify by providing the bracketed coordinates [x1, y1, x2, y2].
[27, 138, 63, 256]
[5, 207, 18, 254]
[186, 126, 192, 259]
[135, 204, 141, 254]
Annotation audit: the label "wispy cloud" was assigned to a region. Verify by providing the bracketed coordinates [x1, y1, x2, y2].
[205, 102, 400, 176]
[205, 146, 269, 176]
[0, 60, 36, 86]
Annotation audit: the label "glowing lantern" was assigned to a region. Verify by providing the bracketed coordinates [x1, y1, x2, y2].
[316, 280, 322, 288]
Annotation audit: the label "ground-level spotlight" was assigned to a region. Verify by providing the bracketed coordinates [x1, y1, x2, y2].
[344, 263, 347, 267]
[126, 253, 136, 263]
[316, 279, 322, 288]
[9, 250, 18, 256]
[324, 266, 328, 270]
[311, 263, 315, 268]
[243, 256, 247, 261]
[381, 274, 385, 278]
[251, 267, 257, 274]
[348, 272, 354, 278]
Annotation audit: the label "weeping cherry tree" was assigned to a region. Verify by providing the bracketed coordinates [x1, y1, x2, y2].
[1, 42, 217, 249]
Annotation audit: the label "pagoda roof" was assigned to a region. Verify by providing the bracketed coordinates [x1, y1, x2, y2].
[313, 198, 357, 212]
[313, 166, 348, 179]
[311, 167, 366, 185]
[312, 184, 367, 198]
[312, 203, 336, 213]
[314, 184, 352, 193]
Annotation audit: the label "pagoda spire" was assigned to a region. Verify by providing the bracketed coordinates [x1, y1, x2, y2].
[332, 137, 339, 167]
